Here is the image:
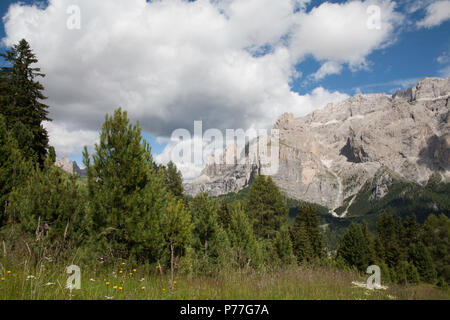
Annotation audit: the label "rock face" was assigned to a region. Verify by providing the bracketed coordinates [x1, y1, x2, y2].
[185, 77, 450, 214]
[55, 156, 73, 174]
[55, 157, 87, 177]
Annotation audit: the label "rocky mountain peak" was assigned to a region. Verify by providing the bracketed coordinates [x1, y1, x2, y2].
[185, 77, 450, 216]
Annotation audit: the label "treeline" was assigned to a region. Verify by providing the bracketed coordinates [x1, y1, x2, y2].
[0, 40, 448, 287]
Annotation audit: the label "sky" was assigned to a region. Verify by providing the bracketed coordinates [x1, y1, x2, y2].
[0, 0, 449, 180]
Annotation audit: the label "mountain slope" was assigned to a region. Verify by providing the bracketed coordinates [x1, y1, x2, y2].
[185, 77, 450, 217]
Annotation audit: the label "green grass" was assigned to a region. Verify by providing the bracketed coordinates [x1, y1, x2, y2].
[1, 260, 448, 300]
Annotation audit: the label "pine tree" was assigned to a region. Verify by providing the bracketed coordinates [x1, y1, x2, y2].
[421, 214, 449, 284]
[0, 114, 32, 226]
[0, 39, 50, 165]
[409, 241, 437, 283]
[337, 223, 369, 271]
[160, 198, 191, 282]
[291, 205, 324, 261]
[6, 162, 88, 249]
[292, 222, 313, 264]
[189, 193, 231, 273]
[225, 201, 262, 268]
[162, 161, 184, 200]
[247, 175, 289, 240]
[375, 212, 401, 268]
[86, 108, 166, 262]
[361, 221, 376, 264]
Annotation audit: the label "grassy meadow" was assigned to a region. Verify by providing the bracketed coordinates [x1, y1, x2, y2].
[1, 257, 448, 300]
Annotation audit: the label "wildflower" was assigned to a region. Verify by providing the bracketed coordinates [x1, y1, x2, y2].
[162, 288, 166, 291]
[113, 286, 118, 289]
[133, 269, 137, 273]
[1, 277, 5, 281]
[121, 262, 126, 265]
[6, 271, 12, 274]
[119, 287, 123, 291]
[119, 270, 123, 274]
[129, 273, 133, 276]
[90, 278, 96, 282]
[173, 281, 177, 284]
[140, 278, 145, 282]
[141, 286, 146, 290]
[105, 282, 110, 286]
[26, 275, 36, 280]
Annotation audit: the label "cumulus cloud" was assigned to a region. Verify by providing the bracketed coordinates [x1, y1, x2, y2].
[310, 61, 344, 81]
[417, 0, 450, 28]
[289, 0, 403, 69]
[2, 0, 400, 178]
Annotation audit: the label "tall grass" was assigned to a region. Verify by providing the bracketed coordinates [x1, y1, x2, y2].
[1, 257, 448, 300]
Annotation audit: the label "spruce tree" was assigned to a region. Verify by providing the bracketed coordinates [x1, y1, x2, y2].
[0, 39, 50, 165]
[160, 198, 191, 281]
[247, 175, 289, 240]
[337, 223, 369, 271]
[292, 205, 324, 261]
[375, 212, 401, 268]
[361, 221, 376, 265]
[421, 214, 449, 283]
[189, 193, 231, 273]
[162, 161, 185, 200]
[0, 114, 31, 226]
[226, 201, 262, 268]
[409, 241, 437, 283]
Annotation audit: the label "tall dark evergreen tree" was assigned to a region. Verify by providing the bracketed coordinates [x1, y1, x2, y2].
[337, 223, 369, 271]
[247, 175, 289, 240]
[0, 39, 51, 165]
[376, 212, 401, 268]
[291, 205, 324, 263]
[161, 161, 184, 200]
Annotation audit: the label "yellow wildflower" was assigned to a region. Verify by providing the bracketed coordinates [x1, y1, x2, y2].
[133, 269, 137, 272]
[113, 286, 118, 289]
[1, 277, 5, 281]
[141, 286, 146, 290]
[7, 271, 12, 274]
[119, 287, 123, 291]
[119, 270, 123, 274]
[105, 282, 110, 286]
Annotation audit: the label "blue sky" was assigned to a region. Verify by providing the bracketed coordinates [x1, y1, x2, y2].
[0, 0, 449, 175]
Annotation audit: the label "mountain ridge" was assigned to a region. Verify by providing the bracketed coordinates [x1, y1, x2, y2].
[185, 77, 450, 217]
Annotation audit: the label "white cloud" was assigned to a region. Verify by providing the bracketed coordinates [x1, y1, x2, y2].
[44, 121, 98, 157]
[439, 65, 450, 77]
[417, 0, 450, 28]
[2, 0, 399, 179]
[289, 0, 403, 69]
[311, 61, 344, 81]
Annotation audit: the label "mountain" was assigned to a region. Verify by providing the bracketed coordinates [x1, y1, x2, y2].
[185, 77, 450, 217]
[54, 156, 87, 177]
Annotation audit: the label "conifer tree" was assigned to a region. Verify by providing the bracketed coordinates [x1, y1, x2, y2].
[421, 214, 449, 283]
[86, 108, 166, 262]
[0, 115, 31, 226]
[160, 198, 191, 282]
[226, 201, 262, 268]
[6, 162, 88, 249]
[0, 39, 50, 165]
[247, 175, 289, 240]
[292, 205, 324, 261]
[337, 223, 369, 271]
[409, 241, 437, 283]
[291, 222, 313, 264]
[189, 193, 230, 273]
[361, 221, 376, 265]
[162, 161, 185, 200]
[376, 212, 401, 268]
